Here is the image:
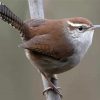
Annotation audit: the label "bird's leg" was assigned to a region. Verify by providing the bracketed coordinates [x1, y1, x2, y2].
[42, 73, 62, 97]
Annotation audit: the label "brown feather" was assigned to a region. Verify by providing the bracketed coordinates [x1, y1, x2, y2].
[20, 19, 75, 60]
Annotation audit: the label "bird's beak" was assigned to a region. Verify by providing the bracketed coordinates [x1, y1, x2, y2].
[91, 25, 100, 30]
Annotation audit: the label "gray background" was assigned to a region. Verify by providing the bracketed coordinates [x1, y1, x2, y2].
[0, 0, 100, 100]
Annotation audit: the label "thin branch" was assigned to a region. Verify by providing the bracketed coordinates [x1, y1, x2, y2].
[27, 0, 61, 100]
[28, 0, 44, 19]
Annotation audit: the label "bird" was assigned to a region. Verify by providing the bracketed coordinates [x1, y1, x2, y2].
[0, 2, 100, 96]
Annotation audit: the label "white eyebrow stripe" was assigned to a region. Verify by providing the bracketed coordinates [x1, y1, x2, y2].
[67, 21, 89, 27]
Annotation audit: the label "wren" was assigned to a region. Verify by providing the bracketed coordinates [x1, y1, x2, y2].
[0, 2, 100, 95]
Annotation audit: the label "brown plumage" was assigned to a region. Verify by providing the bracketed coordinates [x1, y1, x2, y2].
[21, 19, 74, 60]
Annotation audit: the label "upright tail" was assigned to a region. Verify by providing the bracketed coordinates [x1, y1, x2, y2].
[0, 2, 29, 39]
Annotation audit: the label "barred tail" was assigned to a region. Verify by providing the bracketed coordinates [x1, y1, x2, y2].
[0, 2, 29, 39]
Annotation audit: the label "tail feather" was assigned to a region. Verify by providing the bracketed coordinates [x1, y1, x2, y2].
[0, 2, 29, 39]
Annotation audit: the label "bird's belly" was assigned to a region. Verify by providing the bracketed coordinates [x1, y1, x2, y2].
[25, 50, 81, 75]
[38, 55, 80, 74]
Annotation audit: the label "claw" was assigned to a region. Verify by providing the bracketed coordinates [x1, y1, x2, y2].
[43, 86, 62, 98]
[41, 73, 62, 97]
[43, 87, 53, 95]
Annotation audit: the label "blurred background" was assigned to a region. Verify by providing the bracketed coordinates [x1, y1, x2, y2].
[0, 0, 100, 100]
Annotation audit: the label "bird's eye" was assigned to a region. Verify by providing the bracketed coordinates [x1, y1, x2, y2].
[78, 26, 83, 31]
[77, 26, 87, 32]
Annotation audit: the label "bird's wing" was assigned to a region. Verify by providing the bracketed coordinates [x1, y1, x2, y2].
[19, 34, 60, 60]
[19, 33, 74, 60]
[20, 19, 74, 60]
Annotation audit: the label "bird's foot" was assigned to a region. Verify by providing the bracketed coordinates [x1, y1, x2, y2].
[43, 86, 62, 97]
